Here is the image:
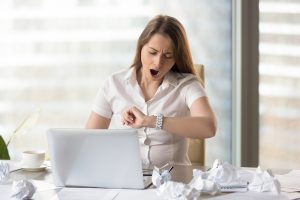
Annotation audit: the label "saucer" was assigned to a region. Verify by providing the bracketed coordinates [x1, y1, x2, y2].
[21, 164, 47, 172]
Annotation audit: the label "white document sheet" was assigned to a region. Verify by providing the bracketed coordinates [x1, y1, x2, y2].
[51, 188, 121, 200]
[275, 170, 300, 200]
[32, 180, 59, 191]
[0, 184, 12, 200]
[50, 188, 162, 200]
[114, 189, 162, 200]
[208, 191, 289, 200]
[276, 170, 300, 192]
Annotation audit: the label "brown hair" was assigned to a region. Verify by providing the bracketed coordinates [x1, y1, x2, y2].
[131, 15, 196, 75]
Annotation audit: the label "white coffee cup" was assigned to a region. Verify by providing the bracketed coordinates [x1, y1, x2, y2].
[21, 150, 45, 168]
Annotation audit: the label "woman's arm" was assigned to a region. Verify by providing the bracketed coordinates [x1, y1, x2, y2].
[122, 97, 217, 139]
[85, 111, 111, 129]
[162, 97, 217, 138]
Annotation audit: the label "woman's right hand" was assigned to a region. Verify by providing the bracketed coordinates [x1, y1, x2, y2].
[122, 106, 155, 129]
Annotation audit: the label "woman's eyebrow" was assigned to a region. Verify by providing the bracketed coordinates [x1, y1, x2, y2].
[148, 47, 158, 51]
[148, 47, 173, 54]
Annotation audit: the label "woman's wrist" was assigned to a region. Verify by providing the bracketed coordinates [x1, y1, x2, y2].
[144, 115, 156, 128]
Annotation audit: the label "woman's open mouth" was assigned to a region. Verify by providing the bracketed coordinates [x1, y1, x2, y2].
[150, 69, 159, 77]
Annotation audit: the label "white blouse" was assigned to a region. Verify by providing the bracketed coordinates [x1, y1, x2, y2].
[92, 67, 206, 168]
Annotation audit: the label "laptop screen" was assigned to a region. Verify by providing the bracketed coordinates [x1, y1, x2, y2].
[47, 128, 147, 189]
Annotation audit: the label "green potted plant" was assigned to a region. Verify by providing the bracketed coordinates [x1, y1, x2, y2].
[0, 110, 40, 160]
[0, 135, 10, 159]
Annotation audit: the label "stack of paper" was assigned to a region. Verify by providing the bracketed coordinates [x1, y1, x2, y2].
[276, 170, 300, 200]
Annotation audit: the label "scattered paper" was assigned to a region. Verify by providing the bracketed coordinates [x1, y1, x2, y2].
[276, 170, 300, 192]
[193, 159, 248, 193]
[152, 166, 171, 187]
[113, 189, 160, 200]
[55, 187, 120, 200]
[248, 167, 281, 194]
[0, 184, 11, 200]
[157, 181, 200, 200]
[275, 170, 300, 200]
[189, 175, 220, 195]
[206, 160, 243, 186]
[208, 191, 289, 200]
[0, 161, 10, 184]
[153, 159, 284, 199]
[281, 192, 300, 200]
[32, 180, 59, 192]
[11, 180, 36, 200]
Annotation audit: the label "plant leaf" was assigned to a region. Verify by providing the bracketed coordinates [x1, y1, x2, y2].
[0, 135, 10, 160]
[6, 109, 41, 146]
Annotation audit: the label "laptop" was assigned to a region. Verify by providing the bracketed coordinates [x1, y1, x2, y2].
[46, 128, 152, 189]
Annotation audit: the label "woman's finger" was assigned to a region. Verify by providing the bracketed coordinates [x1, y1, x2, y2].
[122, 109, 135, 124]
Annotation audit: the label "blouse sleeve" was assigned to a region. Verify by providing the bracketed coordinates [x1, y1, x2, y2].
[91, 78, 113, 118]
[184, 78, 207, 109]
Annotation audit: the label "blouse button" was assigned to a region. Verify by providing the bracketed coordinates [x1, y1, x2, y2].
[144, 138, 151, 145]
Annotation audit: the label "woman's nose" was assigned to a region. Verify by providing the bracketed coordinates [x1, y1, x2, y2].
[154, 55, 163, 67]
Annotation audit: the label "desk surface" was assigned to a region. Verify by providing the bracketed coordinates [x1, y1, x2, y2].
[5, 164, 293, 200]
[9, 164, 206, 185]
[7, 164, 206, 200]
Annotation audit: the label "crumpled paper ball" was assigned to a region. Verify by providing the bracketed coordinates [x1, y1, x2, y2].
[152, 166, 200, 199]
[152, 166, 172, 187]
[157, 181, 201, 200]
[207, 160, 242, 185]
[189, 174, 220, 195]
[248, 167, 281, 194]
[192, 159, 246, 193]
[11, 180, 36, 200]
[0, 161, 10, 183]
[152, 163, 219, 199]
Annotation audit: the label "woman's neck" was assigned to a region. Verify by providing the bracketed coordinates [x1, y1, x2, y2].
[137, 68, 162, 89]
[136, 68, 163, 101]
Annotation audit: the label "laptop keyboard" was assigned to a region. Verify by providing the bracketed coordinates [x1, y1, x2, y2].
[143, 168, 153, 176]
[143, 176, 153, 188]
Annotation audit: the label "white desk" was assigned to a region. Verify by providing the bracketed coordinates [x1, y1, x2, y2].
[1, 162, 296, 200]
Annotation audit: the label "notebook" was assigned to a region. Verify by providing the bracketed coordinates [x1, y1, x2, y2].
[46, 128, 152, 189]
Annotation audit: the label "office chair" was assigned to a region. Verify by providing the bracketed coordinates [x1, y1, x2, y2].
[187, 64, 205, 165]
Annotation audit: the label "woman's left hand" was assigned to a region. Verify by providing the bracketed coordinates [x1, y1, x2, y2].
[122, 106, 148, 128]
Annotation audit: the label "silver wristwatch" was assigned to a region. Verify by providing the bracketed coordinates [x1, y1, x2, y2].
[155, 113, 164, 130]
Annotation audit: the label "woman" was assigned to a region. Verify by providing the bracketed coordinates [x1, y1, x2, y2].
[86, 15, 217, 167]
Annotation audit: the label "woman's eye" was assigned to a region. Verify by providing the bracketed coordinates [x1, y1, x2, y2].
[149, 51, 156, 55]
[164, 55, 173, 59]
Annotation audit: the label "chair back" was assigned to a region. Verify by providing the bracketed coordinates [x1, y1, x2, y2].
[187, 64, 205, 165]
[194, 64, 205, 87]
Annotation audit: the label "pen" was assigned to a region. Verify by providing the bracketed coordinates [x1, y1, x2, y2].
[143, 166, 174, 176]
[143, 174, 152, 176]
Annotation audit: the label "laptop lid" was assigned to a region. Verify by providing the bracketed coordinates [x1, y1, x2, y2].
[47, 128, 146, 189]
